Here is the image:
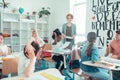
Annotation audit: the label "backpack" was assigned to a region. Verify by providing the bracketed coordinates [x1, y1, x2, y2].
[69, 49, 81, 69]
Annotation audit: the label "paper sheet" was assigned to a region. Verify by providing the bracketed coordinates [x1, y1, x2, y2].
[60, 42, 71, 49]
[102, 57, 120, 66]
[66, 36, 73, 39]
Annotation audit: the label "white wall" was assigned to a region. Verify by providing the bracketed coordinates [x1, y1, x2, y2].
[5, 0, 70, 41]
[7, 0, 52, 13]
[86, 0, 106, 56]
[49, 0, 70, 36]
[86, 0, 120, 56]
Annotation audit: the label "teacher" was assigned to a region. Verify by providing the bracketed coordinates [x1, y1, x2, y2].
[62, 13, 76, 49]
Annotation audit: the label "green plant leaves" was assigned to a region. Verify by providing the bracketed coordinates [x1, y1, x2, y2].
[38, 7, 51, 18]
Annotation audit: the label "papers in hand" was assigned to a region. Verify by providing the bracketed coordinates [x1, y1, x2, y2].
[60, 42, 71, 49]
[66, 36, 73, 39]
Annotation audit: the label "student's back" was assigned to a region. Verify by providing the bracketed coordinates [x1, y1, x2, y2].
[80, 41, 99, 72]
[79, 32, 110, 80]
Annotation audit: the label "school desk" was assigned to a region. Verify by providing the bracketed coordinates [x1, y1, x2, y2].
[2, 68, 65, 80]
[45, 49, 71, 69]
[82, 58, 120, 80]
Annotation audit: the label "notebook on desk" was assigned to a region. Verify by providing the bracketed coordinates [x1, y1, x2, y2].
[82, 61, 115, 70]
[102, 57, 120, 66]
[95, 61, 115, 69]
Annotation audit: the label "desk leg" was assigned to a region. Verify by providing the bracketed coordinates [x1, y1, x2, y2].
[63, 55, 66, 69]
[109, 70, 113, 80]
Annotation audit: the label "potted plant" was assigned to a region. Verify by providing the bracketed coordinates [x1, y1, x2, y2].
[38, 7, 51, 18]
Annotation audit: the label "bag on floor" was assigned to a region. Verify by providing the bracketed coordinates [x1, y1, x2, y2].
[69, 49, 80, 69]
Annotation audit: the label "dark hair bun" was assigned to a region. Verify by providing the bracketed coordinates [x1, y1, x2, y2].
[31, 41, 40, 55]
[52, 28, 61, 39]
[24, 41, 40, 58]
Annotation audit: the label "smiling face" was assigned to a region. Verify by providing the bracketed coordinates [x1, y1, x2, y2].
[66, 14, 73, 23]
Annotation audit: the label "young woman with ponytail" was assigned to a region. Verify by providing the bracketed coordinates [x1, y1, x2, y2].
[79, 32, 110, 80]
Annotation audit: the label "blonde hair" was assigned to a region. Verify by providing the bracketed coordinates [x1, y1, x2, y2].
[32, 29, 38, 36]
[32, 29, 37, 33]
[66, 13, 73, 19]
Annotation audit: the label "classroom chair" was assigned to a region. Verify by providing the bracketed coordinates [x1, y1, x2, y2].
[2, 58, 18, 77]
[43, 44, 55, 68]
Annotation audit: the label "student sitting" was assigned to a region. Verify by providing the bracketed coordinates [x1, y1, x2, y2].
[18, 41, 40, 77]
[0, 33, 11, 56]
[31, 29, 45, 60]
[105, 29, 120, 59]
[31, 29, 45, 47]
[51, 28, 64, 73]
[105, 29, 120, 80]
[79, 32, 110, 80]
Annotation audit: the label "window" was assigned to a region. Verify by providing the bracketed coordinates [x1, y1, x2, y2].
[70, 0, 87, 43]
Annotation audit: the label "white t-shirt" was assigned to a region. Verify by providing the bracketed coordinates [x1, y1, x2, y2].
[18, 52, 36, 76]
[52, 41, 63, 56]
[0, 45, 8, 55]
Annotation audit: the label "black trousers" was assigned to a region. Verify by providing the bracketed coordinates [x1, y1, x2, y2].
[113, 71, 120, 80]
[52, 55, 64, 70]
[0, 69, 2, 79]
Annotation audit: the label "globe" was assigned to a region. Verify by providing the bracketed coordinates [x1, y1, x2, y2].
[19, 7, 24, 14]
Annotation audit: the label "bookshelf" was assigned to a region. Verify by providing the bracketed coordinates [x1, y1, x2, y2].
[0, 12, 50, 53]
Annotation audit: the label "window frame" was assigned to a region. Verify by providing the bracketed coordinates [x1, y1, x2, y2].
[71, 1, 87, 42]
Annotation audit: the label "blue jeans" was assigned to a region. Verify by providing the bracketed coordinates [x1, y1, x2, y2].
[84, 68, 110, 80]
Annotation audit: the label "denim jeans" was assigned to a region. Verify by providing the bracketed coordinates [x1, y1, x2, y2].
[84, 68, 110, 80]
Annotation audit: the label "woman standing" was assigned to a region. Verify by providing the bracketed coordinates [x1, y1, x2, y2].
[62, 13, 76, 49]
